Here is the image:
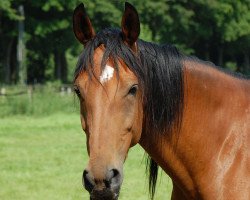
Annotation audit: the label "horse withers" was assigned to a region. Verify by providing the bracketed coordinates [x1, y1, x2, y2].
[73, 2, 250, 200]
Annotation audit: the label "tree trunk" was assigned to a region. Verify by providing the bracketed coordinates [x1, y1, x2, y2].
[243, 52, 250, 74]
[54, 49, 62, 81]
[61, 51, 68, 83]
[54, 50, 68, 83]
[10, 38, 18, 83]
[17, 5, 25, 85]
[4, 38, 14, 84]
[218, 46, 223, 67]
[204, 43, 210, 61]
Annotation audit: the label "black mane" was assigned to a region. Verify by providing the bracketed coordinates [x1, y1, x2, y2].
[75, 28, 184, 199]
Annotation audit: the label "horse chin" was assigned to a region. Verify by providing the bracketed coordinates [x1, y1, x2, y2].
[90, 188, 120, 200]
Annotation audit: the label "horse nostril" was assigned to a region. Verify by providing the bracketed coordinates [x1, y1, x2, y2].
[82, 170, 94, 192]
[105, 169, 121, 189]
[112, 169, 119, 178]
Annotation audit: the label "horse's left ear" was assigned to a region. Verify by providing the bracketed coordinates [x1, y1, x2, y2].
[73, 3, 95, 45]
[121, 2, 140, 49]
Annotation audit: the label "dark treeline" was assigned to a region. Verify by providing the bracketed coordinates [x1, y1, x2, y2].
[0, 0, 250, 84]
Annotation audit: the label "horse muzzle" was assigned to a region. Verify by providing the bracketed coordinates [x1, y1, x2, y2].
[83, 168, 122, 200]
[90, 188, 119, 200]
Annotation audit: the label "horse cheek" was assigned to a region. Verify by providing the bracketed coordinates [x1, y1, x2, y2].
[130, 112, 143, 146]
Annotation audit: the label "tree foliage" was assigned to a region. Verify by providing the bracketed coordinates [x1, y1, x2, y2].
[0, 0, 250, 84]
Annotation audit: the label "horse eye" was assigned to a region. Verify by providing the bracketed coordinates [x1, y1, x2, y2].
[128, 84, 138, 96]
[74, 87, 81, 98]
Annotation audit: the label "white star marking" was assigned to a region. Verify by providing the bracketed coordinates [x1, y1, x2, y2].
[100, 65, 114, 83]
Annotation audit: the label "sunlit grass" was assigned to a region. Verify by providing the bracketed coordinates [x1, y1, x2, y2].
[0, 84, 78, 117]
[0, 113, 172, 199]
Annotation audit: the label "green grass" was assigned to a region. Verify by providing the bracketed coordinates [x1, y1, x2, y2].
[0, 85, 172, 199]
[0, 84, 78, 117]
[0, 113, 172, 200]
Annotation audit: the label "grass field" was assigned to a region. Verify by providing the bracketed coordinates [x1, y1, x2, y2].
[0, 112, 172, 200]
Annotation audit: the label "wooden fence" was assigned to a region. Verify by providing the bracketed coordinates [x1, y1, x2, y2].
[0, 85, 73, 98]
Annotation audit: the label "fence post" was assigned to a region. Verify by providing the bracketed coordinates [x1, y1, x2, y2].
[27, 85, 33, 103]
[0, 88, 6, 96]
[0, 87, 6, 102]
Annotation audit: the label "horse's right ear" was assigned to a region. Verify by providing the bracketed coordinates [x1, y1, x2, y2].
[73, 3, 95, 45]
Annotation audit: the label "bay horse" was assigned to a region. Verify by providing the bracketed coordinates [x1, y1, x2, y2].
[73, 2, 250, 200]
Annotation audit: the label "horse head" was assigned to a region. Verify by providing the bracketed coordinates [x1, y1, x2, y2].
[73, 3, 143, 199]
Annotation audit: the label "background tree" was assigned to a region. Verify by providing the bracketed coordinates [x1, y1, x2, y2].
[0, 0, 22, 83]
[0, 0, 249, 85]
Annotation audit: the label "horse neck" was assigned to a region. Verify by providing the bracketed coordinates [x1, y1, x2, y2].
[139, 59, 250, 197]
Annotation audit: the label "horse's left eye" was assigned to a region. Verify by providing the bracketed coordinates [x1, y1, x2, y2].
[128, 84, 138, 96]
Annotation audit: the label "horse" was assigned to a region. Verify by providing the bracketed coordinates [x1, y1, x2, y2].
[72, 2, 250, 200]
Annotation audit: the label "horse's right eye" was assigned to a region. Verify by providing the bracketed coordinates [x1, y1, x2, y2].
[74, 87, 81, 98]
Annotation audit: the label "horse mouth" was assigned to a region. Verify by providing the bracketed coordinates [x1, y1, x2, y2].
[90, 188, 119, 200]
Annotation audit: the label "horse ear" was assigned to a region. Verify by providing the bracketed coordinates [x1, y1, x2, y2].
[121, 2, 140, 47]
[73, 3, 95, 45]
